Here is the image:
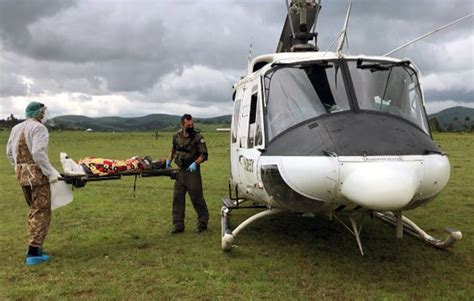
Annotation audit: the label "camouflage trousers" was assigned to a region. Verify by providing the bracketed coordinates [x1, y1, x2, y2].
[21, 184, 51, 247]
[172, 170, 209, 230]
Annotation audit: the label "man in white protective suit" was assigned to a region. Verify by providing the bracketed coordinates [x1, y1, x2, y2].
[6, 101, 60, 266]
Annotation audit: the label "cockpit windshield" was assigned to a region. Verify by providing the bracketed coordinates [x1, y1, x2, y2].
[348, 60, 429, 134]
[263, 59, 430, 142]
[264, 62, 350, 140]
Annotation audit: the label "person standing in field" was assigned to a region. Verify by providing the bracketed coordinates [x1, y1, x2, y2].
[166, 114, 209, 234]
[6, 102, 60, 265]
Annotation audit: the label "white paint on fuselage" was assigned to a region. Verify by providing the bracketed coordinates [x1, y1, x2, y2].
[240, 154, 451, 213]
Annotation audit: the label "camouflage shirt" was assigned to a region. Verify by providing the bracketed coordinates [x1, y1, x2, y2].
[172, 130, 208, 169]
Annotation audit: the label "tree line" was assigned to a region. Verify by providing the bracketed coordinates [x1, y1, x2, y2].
[429, 116, 473, 132]
[0, 114, 24, 130]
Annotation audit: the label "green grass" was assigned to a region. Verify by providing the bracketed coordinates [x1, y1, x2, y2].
[0, 131, 472, 300]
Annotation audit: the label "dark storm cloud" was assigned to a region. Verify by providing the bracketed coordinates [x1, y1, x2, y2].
[26, 4, 167, 63]
[0, 74, 28, 97]
[0, 0, 77, 51]
[1, 1, 267, 95]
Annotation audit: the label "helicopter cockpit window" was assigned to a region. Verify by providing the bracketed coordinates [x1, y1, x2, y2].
[264, 62, 350, 140]
[349, 60, 429, 134]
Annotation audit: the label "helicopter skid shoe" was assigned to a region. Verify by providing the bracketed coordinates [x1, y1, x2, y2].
[221, 205, 285, 251]
[373, 211, 462, 249]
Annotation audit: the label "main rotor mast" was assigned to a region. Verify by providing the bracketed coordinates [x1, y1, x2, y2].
[276, 0, 321, 53]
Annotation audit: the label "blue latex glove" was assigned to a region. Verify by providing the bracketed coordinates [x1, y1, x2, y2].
[166, 160, 172, 169]
[187, 162, 197, 172]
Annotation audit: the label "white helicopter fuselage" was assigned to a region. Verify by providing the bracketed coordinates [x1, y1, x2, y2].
[230, 52, 450, 214]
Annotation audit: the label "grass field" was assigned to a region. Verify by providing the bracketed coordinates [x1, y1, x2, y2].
[0, 130, 472, 300]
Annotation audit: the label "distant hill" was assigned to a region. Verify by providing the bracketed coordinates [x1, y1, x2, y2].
[52, 114, 231, 132]
[428, 106, 474, 132]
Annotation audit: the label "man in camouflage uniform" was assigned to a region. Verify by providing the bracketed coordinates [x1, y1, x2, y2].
[166, 114, 209, 234]
[6, 102, 60, 265]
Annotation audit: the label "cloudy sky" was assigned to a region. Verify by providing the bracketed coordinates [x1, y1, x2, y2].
[0, 0, 472, 119]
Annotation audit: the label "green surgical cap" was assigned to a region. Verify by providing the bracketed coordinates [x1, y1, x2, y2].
[25, 101, 46, 119]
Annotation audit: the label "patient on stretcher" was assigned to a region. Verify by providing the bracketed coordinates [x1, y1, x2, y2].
[60, 152, 166, 177]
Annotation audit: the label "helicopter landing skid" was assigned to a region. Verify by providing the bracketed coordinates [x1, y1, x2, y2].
[221, 202, 285, 251]
[373, 211, 462, 249]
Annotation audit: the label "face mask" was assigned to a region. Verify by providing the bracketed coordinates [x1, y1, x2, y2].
[185, 127, 195, 135]
[40, 109, 55, 127]
[40, 109, 49, 124]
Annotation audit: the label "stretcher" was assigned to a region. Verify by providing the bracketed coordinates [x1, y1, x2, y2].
[59, 152, 177, 188]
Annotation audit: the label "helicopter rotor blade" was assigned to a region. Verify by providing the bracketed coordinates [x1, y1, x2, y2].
[384, 13, 474, 57]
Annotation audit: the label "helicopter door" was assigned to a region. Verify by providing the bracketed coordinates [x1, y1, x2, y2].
[238, 83, 263, 194]
[230, 91, 243, 185]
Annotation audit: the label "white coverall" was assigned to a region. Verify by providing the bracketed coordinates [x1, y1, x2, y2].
[6, 119, 59, 181]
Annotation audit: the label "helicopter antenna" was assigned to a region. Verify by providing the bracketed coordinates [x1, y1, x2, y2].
[336, 1, 352, 54]
[384, 13, 474, 57]
[247, 37, 253, 67]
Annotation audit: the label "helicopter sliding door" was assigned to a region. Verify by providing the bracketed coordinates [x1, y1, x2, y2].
[230, 89, 243, 185]
[234, 80, 265, 198]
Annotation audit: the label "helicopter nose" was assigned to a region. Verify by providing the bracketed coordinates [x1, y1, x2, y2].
[340, 165, 419, 211]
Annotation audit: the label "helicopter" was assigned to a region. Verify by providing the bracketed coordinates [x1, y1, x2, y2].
[221, 0, 469, 255]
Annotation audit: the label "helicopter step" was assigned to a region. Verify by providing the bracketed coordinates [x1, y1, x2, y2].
[221, 197, 267, 210]
[373, 211, 462, 249]
[222, 198, 235, 209]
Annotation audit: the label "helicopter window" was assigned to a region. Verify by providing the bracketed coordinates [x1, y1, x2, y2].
[231, 98, 241, 143]
[349, 61, 429, 134]
[248, 93, 258, 148]
[249, 94, 257, 124]
[253, 61, 268, 73]
[264, 63, 350, 140]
